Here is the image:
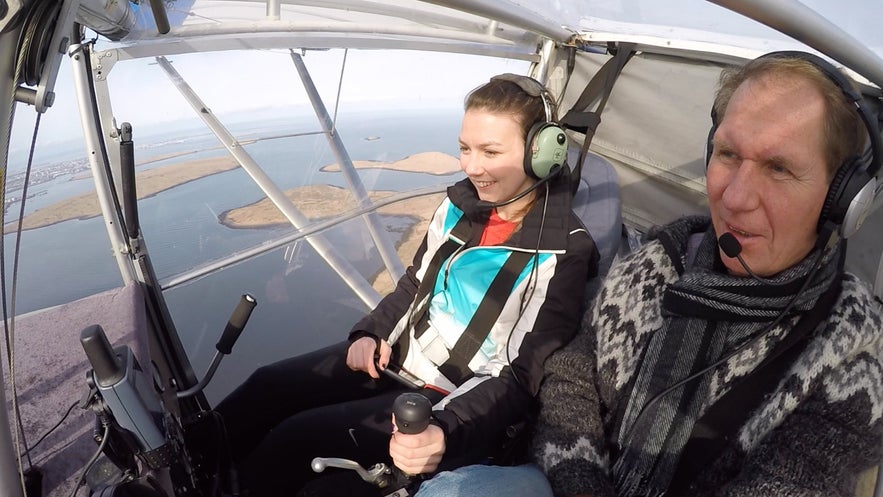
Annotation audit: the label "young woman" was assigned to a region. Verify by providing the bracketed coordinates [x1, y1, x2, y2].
[214, 74, 599, 496]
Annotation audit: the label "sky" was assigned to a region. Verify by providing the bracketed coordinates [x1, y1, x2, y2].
[7, 48, 528, 170]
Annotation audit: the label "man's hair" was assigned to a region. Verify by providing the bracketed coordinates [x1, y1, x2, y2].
[712, 56, 867, 179]
[464, 77, 556, 142]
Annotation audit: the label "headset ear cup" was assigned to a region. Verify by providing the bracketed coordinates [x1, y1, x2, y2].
[819, 157, 877, 239]
[705, 123, 716, 169]
[841, 176, 876, 238]
[819, 162, 852, 228]
[525, 123, 568, 179]
[821, 158, 875, 238]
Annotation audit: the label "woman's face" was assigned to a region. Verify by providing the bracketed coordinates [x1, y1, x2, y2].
[459, 109, 536, 219]
[707, 75, 831, 277]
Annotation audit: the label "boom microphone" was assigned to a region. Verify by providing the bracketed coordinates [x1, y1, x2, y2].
[476, 165, 561, 209]
[717, 232, 779, 284]
[717, 231, 833, 286]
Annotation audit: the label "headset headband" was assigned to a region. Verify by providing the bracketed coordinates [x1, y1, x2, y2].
[490, 73, 553, 123]
[768, 52, 881, 177]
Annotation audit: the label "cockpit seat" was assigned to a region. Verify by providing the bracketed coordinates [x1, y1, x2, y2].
[569, 147, 622, 299]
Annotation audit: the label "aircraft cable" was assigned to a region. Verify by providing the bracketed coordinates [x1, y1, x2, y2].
[504, 181, 550, 388]
[8, 112, 44, 475]
[19, 400, 78, 459]
[331, 48, 347, 137]
[0, 113, 42, 497]
[0, 12, 45, 495]
[68, 423, 110, 497]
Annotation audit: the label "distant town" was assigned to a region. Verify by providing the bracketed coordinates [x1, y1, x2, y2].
[3, 157, 91, 213]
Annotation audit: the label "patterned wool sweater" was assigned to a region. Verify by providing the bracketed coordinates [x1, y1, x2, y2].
[531, 237, 883, 497]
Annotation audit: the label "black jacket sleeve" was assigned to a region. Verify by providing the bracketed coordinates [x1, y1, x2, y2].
[348, 234, 429, 343]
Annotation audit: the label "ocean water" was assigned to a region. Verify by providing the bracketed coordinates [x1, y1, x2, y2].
[4, 107, 464, 401]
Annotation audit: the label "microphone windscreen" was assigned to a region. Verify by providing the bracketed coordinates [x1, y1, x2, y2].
[718, 232, 742, 258]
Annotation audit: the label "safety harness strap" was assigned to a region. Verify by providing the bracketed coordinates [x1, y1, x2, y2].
[560, 42, 636, 195]
[411, 215, 474, 341]
[438, 250, 536, 385]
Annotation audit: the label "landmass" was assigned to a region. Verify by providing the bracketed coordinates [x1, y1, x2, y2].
[4, 151, 459, 235]
[222, 185, 445, 293]
[219, 150, 459, 293]
[4, 155, 241, 232]
[320, 151, 459, 175]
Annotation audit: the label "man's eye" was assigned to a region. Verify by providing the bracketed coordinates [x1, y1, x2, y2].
[769, 163, 790, 175]
[718, 149, 736, 160]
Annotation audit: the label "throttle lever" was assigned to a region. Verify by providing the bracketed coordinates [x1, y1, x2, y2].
[177, 294, 257, 399]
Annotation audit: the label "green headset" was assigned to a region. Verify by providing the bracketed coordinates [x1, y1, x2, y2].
[490, 74, 569, 180]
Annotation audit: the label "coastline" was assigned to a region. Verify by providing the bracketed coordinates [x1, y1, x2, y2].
[4, 155, 240, 232]
[5, 150, 459, 233]
[320, 151, 460, 176]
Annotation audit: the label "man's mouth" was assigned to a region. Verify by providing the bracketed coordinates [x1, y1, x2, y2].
[728, 225, 755, 237]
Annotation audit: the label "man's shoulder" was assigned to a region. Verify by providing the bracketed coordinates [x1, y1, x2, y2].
[825, 272, 883, 351]
[838, 272, 883, 316]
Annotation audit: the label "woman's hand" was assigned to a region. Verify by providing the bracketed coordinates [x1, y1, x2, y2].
[346, 336, 391, 378]
[389, 422, 446, 475]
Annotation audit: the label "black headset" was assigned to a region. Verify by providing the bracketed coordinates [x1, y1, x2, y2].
[490, 73, 569, 180]
[706, 51, 883, 239]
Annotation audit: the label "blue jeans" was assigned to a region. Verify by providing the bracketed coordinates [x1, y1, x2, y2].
[415, 464, 553, 497]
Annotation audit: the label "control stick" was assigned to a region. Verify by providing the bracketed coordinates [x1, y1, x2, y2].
[311, 392, 432, 496]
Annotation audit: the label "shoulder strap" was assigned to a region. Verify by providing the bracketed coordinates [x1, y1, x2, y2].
[561, 42, 636, 195]
[411, 215, 473, 341]
[668, 274, 844, 494]
[438, 250, 535, 385]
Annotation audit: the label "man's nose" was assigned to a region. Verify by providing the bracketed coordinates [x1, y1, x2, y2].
[721, 162, 761, 212]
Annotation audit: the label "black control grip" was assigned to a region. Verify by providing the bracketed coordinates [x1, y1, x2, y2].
[393, 392, 432, 435]
[119, 122, 140, 239]
[147, 0, 170, 34]
[216, 294, 257, 354]
[80, 324, 123, 387]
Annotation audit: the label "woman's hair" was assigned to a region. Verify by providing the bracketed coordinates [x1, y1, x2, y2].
[713, 56, 867, 179]
[464, 77, 557, 142]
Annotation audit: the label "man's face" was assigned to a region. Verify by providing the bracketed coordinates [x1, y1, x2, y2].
[707, 75, 831, 277]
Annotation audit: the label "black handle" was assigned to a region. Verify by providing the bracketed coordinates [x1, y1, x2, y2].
[119, 122, 140, 239]
[80, 324, 123, 387]
[393, 392, 432, 435]
[147, 0, 170, 34]
[216, 294, 257, 354]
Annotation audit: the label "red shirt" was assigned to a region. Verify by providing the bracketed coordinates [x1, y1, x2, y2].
[480, 209, 519, 246]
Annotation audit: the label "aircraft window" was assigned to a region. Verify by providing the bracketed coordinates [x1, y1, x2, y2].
[98, 48, 526, 396]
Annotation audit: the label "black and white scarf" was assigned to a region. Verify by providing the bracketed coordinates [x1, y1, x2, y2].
[611, 216, 841, 497]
